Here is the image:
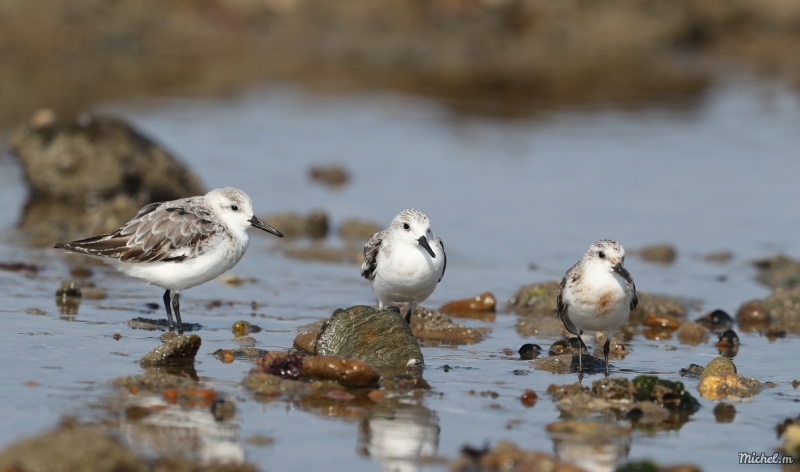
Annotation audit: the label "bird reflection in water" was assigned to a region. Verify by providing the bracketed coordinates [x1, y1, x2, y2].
[547, 420, 631, 472]
[357, 401, 440, 472]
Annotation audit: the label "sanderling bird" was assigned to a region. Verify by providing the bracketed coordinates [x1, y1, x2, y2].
[361, 209, 446, 324]
[54, 187, 283, 334]
[557, 239, 637, 377]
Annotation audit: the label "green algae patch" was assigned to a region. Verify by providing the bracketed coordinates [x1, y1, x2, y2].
[632, 376, 700, 412]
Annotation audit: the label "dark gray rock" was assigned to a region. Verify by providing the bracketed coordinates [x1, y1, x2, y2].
[313, 305, 424, 373]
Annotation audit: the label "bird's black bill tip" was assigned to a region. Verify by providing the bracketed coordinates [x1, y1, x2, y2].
[417, 235, 435, 258]
[613, 263, 633, 283]
[249, 216, 284, 238]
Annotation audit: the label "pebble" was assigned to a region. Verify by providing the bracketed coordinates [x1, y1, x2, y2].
[713, 403, 736, 423]
[232, 320, 253, 337]
[69, 266, 93, 278]
[518, 343, 542, 360]
[140, 334, 202, 366]
[210, 398, 236, 421]
[643, 313, 681, 329]
[675, 321, 710, 345]
[438, 292, 496, 316]
[639, 244, 677, 264]
[305, 211, 329, 239]
[520, 389, 538, 407]
[702, 250, 734, 263]
[218, 274, 245, 287]
[735, 300, 771, 332]
[301, 355, 382, 388]
[55, 280, 82, 299]
[308, 164, 349, 188]
[82, 288, 107, 300]
[715, 329, 740, 357]
[695, 309, 734, 331]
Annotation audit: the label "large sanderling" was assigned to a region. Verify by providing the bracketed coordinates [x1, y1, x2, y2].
[54, 187, 283, 334]
[361, 209, 446, 323]
[557, 239, 637, 377]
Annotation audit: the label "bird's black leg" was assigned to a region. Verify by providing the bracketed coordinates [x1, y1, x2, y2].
[163, 289, 175, 332]
[572, 332, 586, 377]
[603, 337, 611, 377]
[405, 307, 412, 324]
[172, 292, 183, 335]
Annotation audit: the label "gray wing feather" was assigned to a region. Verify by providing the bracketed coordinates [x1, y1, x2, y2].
[361, 230, 384, 280]
[630, 281, 638, 312]
[438, 237, 446, 283]
[55, 197, 219, 263]
[557, 264, 582, 336]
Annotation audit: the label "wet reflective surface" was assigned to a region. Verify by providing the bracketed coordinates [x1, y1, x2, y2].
[1, 78, 800, 470]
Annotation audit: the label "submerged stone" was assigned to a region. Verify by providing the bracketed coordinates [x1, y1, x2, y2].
[631, 376, 700, 412]
[10, 114, 203, 203]
[140, 334, 201, 366]
[675, 321, 710, 345]
[738, 285, 800, 334]
[296, 306, 424, 372]
[0, 418, 149, 472]
[698, 373, 761, 400]
[409, 306, 490, 346]
[301, 355, 381, 388]
[533, 353, 606, 375]
[449, 441, 584, 472]
[754, 254, 800, 289]
[700, 356, 737, 380]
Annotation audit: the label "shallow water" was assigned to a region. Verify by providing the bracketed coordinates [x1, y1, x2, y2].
[1, 78, 800, 471]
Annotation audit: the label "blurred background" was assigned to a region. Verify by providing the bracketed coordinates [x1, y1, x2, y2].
[3, 0, 800, 128]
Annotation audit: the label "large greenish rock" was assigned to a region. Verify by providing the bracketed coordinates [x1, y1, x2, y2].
[314, 306, 424, 373]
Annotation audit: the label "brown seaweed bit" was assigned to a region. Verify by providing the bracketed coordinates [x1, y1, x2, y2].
[0, 262, 41, 273]
[460, 443, 491, 460]
[266, 354, 304, 380]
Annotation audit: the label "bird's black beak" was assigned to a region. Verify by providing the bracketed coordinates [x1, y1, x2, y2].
[249, 216, 283, 237]
[417, 235, 436, 258]
[613, 262, 632, 284]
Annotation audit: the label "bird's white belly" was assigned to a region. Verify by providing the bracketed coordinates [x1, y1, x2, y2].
[372, 246, 442, 305]
[106, 239, 245, 291]
[565, 280, 630, 333]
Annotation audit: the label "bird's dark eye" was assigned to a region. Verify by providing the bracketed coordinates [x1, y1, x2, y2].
[230, 205, 239, 211]
[598, 251, 605, 259]
[403, 223, 410, 230]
